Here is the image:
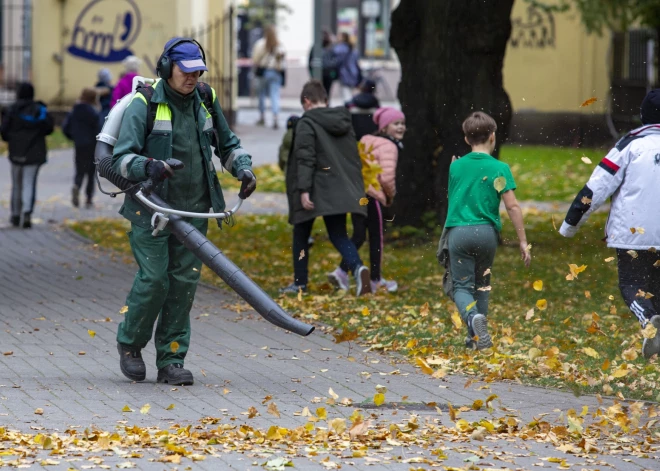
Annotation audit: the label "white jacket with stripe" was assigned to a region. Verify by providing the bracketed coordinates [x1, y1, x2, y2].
[559, 125, 660, 250]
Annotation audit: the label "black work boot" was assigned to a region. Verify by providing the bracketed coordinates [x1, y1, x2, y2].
[157, 363, 194, 386]
[117, 343, 146, 381]
[10, 216, 19, 227]
[22, 212, 31, 229]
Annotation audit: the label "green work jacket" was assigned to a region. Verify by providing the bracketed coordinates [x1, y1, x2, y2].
[111, 79, 252, 228]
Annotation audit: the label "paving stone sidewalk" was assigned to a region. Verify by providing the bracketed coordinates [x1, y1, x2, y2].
[0, 224, 655, 469]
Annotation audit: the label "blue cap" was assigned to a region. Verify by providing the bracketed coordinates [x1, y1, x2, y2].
[165, 38, 207, 73]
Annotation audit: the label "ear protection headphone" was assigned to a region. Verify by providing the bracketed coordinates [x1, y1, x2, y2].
[156, 37, 206, 79]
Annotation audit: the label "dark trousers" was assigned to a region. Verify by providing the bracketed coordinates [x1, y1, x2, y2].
[74, 144, 96, 200]
[10, 163, 40, 217]
[293, 214, 362, 286]
[340, 196, 383, 280]
[617, 248, 660, 326]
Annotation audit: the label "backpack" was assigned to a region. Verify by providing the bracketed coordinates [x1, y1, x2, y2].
[136, 81, 218, 146]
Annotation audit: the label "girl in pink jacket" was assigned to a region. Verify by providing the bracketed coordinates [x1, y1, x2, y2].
[329, 107, 406, 293]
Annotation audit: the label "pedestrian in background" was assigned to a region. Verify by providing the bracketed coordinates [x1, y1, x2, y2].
[333, 32, 362, 102]
[345, 79, 380, 140]
[62, 87, 100, 209]
[1, 82, 54, 228]
[281, 80, 371, 296]
[95, 68, 114, 126]
[111, 55, 141, 107]
[252, 25, 286, 129]
[329, 106, 403, 294]
[308, 30, 339, 97]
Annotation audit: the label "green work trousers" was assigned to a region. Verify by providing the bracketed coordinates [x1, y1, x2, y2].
[116, 219, 207, 369]
[447, 225, 498, 328]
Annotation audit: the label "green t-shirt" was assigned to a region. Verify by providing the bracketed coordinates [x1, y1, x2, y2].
[445, 152, 516, 232]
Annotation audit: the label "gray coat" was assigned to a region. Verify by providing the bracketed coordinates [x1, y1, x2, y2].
[286, 106, 367, 225]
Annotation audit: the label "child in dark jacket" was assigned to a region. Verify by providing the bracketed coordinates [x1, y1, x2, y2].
[281, 80, 371, 296]
[63, 88, 100, 208]
[345, 79, 380, 140]
[1, 82, 54, 228]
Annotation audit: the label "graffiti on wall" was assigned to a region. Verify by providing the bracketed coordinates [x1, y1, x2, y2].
[67, 0, 142, 62]
[510, 6, 556, 49]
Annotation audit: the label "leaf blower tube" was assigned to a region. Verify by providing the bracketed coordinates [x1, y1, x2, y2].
[94, 85, 314, 337]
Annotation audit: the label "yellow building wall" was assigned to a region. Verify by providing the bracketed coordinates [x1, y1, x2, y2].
[32, 0, 215, 106]
[504, 2, 610, 114]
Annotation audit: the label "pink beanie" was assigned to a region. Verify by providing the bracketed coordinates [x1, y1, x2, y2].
[373, 107, 405, 132]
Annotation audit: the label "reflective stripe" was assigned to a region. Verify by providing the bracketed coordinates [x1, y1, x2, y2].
[224, 147, 248, 171]
[153, 120, 172, 131]
[153, 103, 172, 131]
[120, 154, 139, 178]
[202, 116, 213, 131]
[131, 94, 147, 105]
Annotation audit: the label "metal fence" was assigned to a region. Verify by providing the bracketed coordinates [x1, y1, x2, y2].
[183, 7, 236, 127]
[0, 0, 32, 104]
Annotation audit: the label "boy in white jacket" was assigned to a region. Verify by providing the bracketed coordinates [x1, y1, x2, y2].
[559, 89, 660, 359]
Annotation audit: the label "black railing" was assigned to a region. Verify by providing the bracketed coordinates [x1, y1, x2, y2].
[183, 7, 236, 127]
[0, 0, 32, 105]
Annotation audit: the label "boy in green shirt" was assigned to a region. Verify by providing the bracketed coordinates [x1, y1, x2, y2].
[445, 112, 531, 350]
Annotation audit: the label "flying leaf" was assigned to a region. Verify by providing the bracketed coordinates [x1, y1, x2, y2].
[267, 402, 280, 418]
[375, 384, 387, 394]
[166, 404, 175, 410]
[87, 329, 96, 338]
[654, 260, 660, 267]
[536, 299, 547, 311]
[140, 404, 150, 414]
[642, 322, 658, 339]
[119, 305, 129, 315]
[581, 196, 592, 205]
[450, 311, 463, 329]
[465, 300, 477, 312]
[581, 347, 600, 359]
[532, 280, 543, 291]
[627, 250, 638, 259]
[605, 257, 615, 262]
[567, 264, 587, 280]
[170, 341, 179, 353]
[373, 393, 385, 406]
[415, 357, 433, 375]
[581, 156, 592, 164]
[359, 197, 369, 206]
[493, 176, 507, 192]
[297, 286, 303, 302]
[333, 329, 358, 343]
[298, 249, 305, 260]
[580, 97, 597, 107]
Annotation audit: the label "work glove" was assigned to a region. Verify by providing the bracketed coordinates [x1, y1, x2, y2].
[237, 169, 257, 199]
[146, 159, 174, 183]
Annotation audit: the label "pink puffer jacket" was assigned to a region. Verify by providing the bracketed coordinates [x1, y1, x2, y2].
[360, 134, 398, 206]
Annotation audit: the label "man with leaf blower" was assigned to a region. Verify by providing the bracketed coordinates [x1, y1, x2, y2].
[111, 37, 257, 386]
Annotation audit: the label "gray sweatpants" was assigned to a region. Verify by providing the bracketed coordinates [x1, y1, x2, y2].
[448, 225, 498, 328]
[10, 163, 41, 217]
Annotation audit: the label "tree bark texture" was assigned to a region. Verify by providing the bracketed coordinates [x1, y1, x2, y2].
[389, 0, 514, 227]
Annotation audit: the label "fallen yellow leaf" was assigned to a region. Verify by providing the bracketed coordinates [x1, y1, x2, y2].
[122, 405, 132, 412]
[532, 280, 543, 291]
[140, 404, 150, 414]
[166, 404, 175, 410]
[581, 347, 600, 359]
[536, 299, 547, 311]
[88, 329, 96, 338]
[373, 393, 385, 406]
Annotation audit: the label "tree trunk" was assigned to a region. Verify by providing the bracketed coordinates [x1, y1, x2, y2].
[389, 0, 514, 227]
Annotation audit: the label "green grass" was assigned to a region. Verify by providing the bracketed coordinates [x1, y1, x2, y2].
[500, 144, 604, 202]
[214, 144, 604, 203]
[217, 163, 285, 193]
[70, 211, 660, 401]
[0, 128, 71, 155]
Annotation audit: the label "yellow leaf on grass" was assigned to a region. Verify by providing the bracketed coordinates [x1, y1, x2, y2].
[582, 347, 600, 359]
[122, 405, 133, 412]
[140, 404, 150, 414]
[528, 347, 542, 360]
[567, 264, 587, 280]
[415, 357, 433, 375]
[361, 306, 370, 316]
[88, 329, 96, 338]
[359, 197, 369, 206]
[581, 156, 592, 164]
[532, 280, 543, 291]
[170, 341, 179, 353]
[642, 322, 658, 339]
[536, 299, 547, 310]
[450, 311, 463, 329]
[166, 404, 175, 410]
[612, 366, 630, 378]
[373, 393, 385, 406]
[580, 96, 597, 107]
[493, 176, 507, 192]
[622, 347, 638, 361]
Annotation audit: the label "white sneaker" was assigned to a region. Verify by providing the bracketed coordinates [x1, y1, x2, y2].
[327, 267, 349, 291]
[380, 278, 398, 293]
[642, 315, 660, 359]
[471, 314, 493, 350]
[354, 266, 372, 296]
